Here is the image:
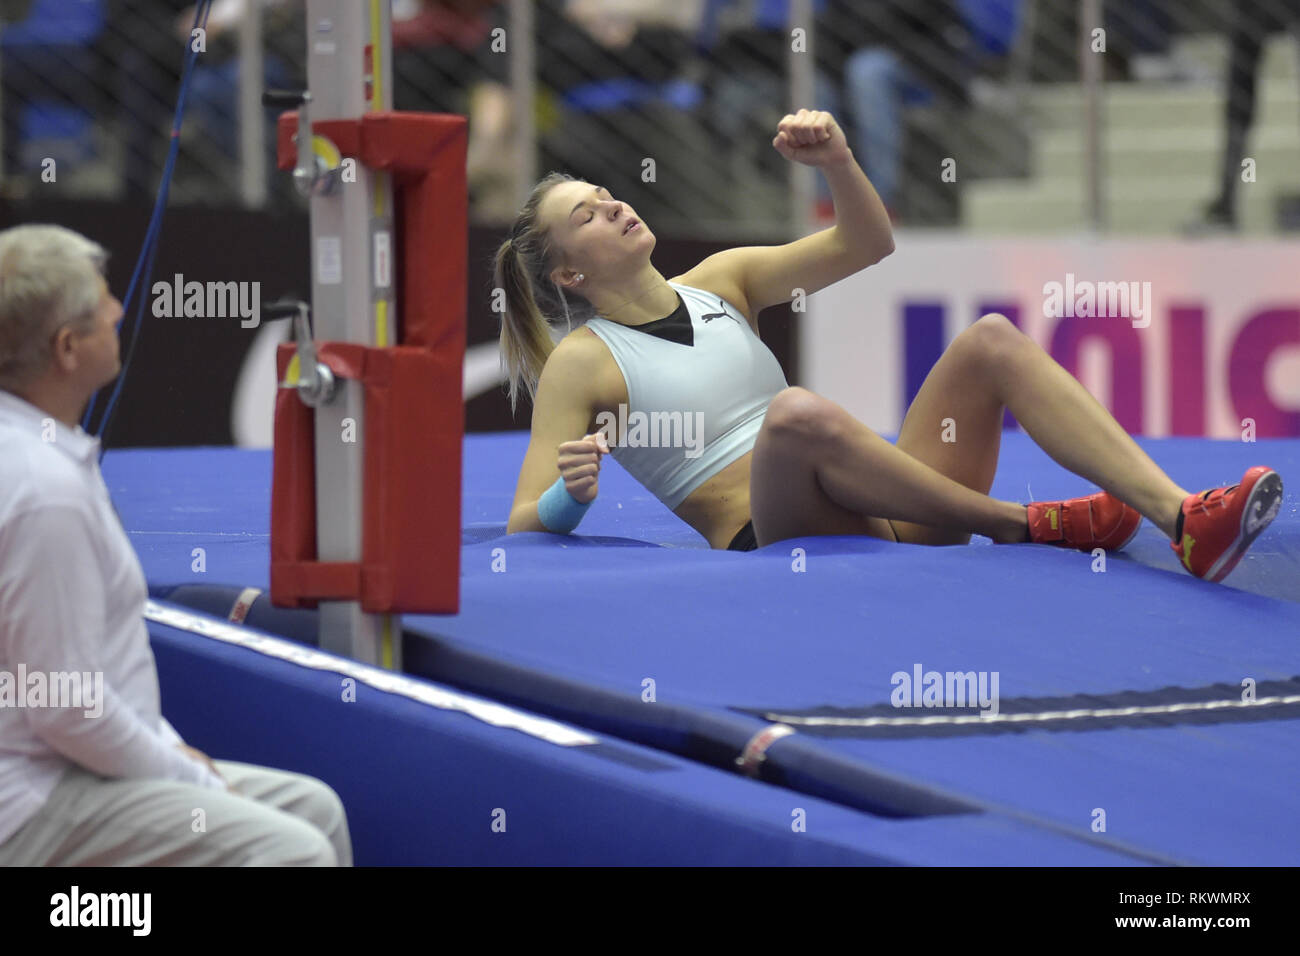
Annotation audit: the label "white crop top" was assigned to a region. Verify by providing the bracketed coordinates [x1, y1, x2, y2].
[583, 281, 789, 510]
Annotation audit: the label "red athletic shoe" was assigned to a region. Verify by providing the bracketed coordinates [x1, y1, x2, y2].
[1026, 491, 1142, 551]
[1172, 466, 1283, 582]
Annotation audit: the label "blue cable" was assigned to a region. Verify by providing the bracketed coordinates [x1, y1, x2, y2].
[85, 0, 213, 460]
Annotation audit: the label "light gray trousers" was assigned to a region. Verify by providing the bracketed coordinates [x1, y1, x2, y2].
[0, 760, 352, 866]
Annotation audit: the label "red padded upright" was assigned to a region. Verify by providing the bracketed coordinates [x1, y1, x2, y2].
[270, 111, 465, 615]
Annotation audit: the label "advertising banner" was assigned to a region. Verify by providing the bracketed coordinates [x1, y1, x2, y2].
[803, 236, 1300, 438]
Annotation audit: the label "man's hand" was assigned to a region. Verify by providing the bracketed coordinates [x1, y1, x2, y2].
[177, 743, 233, 792]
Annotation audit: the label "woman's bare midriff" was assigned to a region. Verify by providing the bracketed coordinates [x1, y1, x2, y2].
[673, 451, 755, 549]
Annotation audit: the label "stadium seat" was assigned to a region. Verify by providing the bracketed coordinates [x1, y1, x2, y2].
[958, 0, 1022, 58]
[1, 0, 106, 170]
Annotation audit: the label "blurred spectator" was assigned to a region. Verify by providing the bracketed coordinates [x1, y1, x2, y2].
[818, 0, 974, 219]
[697, 0, 974, 221]
[174, 0, 305, 203]
[1, 0, 111, 187]
[1198, 0, 1300, 230]
[539, 0, 698, 89]
[533, 0, 701, 225]
[108, 0, 192, 199]
[391, 1, 512, 221]
[697, 0, 835, 199]
[1027, 0, 1196, 83]
[393, 0, 505, 115]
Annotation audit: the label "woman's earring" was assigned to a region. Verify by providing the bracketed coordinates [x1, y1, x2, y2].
[577, 274, 584, 282]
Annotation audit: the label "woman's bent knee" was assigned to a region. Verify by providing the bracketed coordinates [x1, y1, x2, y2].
[959, 312, 1029, 370]
[762, 387, 843, 446]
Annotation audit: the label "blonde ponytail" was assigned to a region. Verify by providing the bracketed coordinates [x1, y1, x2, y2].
[492, 171, 596, 416]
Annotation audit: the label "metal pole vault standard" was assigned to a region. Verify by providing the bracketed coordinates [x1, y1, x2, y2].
[269, 0, 468, 666]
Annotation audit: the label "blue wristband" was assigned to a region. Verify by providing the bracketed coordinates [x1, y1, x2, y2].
[536, 476, 592, 533]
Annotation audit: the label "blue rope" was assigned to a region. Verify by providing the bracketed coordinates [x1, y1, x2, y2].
[85, 0, 213, 461]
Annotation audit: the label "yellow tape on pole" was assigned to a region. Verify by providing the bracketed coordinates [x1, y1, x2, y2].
[369, 0, 383, 111]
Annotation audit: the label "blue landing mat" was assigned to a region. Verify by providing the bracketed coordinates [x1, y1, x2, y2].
[149, 602, 1154, 865]
[110, 432, 1300, 865]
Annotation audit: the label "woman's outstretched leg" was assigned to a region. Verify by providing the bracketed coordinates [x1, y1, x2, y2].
[750, 315, 1278, 578]
[935, 314, 1190, 538]
[749, 386, 1029, 547]
[896, 313, 1190, 540]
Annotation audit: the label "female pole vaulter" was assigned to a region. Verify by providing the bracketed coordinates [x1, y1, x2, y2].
[494, 109, 1282, 582]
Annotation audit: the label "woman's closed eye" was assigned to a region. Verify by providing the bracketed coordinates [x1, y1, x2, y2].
[583, 188, 612, 223]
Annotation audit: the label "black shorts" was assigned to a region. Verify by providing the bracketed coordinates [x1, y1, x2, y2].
[727, 519, 758, 552]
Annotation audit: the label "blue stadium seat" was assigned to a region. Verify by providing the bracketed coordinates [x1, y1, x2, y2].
[17, 103, 96, 164]
[958, 0, 1021, 57]
[2, 0, 105, 168]
[696, 0, 828, 50]
[561, 77, 703, 113]
[903, 0, 1022, 106]
[0, 0, 103, 47]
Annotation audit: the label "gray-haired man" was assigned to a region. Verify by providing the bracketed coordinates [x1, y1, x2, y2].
[0, 224, 352, 865]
